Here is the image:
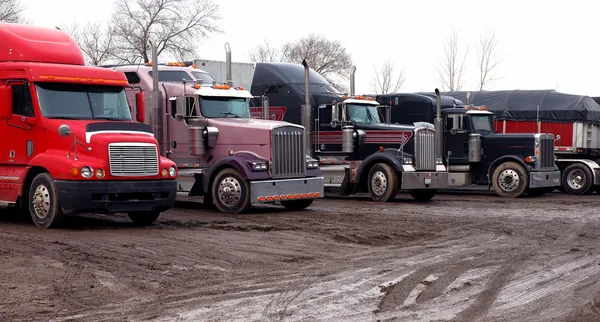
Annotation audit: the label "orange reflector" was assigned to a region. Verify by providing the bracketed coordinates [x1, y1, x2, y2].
[280, 195, 287, 200]
[307, 193, 314, 197]
[258, 197, 265, 202]
[294, 194, 301, 199]
[380, 146, 384, 152]
[315, 192, 321, 197]
[193, 164, 199, 167]
[525, 156, 532, 162]
[266, 196, 273, 202]
[69, 167, 79, 177]
[301, 193, 307, 198]
[273, 196, 279, 201]
[192, 64, 197, 68]
[287, 194, 294, 199]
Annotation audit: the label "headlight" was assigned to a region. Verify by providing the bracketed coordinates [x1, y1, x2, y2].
[80, 166, 93, 178]
[306, 160, 319, 169]
[252, 161, 268, 171]
[403, 157, 413, 165]
[169, 166, 177, 177]
[95, 168, 105, 179]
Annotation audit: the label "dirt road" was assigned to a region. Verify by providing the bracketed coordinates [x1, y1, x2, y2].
[1, 191, 600, 322]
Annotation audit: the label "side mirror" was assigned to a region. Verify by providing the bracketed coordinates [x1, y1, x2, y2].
[135, 91, 145, 123]
[58, 124, 72, 137]
[384, 105, 391, 123]
[0, 86, 13, 120]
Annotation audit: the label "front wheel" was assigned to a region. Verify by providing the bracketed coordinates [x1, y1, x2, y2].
[367, 163, 398, 202]
[127, 211, 161, 226]
[280, 199, 314, 210]
[408, 189, 437, 202]
[29, 172, 65, 229]
[212, 168, 251, 214]
[491, 162, 528, 198]
[562, 163, 593, 195]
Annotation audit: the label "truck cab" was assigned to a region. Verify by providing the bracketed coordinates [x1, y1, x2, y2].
[0, 23, 178, 228]
[106, 61, 324, 214]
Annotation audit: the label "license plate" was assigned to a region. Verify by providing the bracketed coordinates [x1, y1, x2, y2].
[425, 172, 432, 185]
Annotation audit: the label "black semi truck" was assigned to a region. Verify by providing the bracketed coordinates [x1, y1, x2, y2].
[248, 62, 448, 202]
[373, 91, 561, 197]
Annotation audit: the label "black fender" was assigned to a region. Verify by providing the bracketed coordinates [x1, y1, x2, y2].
[201, 153, 271, 193]
[486, 155, 531, 186]
[356, 149, 411, 185]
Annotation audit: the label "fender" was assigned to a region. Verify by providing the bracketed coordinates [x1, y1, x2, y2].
[356, 149, 411, 183]
[202, 153, 271, 192]
[556, 158, 600, 185]
[487, 155, 531, 183]
[29, 152, 100, 180]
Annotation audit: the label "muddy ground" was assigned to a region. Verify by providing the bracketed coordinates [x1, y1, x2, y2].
[1, 190, 600, 322]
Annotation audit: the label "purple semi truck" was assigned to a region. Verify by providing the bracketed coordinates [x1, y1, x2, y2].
[101, 43, 324, 213]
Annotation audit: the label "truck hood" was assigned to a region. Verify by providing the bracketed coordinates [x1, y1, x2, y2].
[208, 117, 301, 131]
[208, 118, 303, 145]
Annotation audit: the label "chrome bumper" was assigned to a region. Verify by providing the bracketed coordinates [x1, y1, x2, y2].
[250, 177, 324, 203]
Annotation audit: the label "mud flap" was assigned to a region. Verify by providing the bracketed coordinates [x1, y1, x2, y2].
[339, 167, 356, 196]
[189, 173, 205, 196]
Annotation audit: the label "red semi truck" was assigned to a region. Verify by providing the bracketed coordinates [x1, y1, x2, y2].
[0, 23, 178, 228]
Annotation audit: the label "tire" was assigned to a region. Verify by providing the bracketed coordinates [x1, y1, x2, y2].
[29, 172, 65, 229]
[280, 199, 314, 210]
[127, 211, 161, 226]
[211, 168, 251, 214]
[527, 187, 554, 196]
[491, 162, 528, 198]
[408, 189, 437, 201]
[561, 163, 593, 195]
[367, 163, 398, 202]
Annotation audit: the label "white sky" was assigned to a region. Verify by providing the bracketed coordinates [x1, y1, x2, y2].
[21, 0, 600, 96]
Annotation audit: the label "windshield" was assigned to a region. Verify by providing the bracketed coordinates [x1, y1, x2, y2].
[191, 71, 215, 85]
[35, 83, 132, 120]
[471, 114, 494, 133]
[347, 103, 382, 124]
[199, 96, 251, 118]
[148, 70, 194, 83]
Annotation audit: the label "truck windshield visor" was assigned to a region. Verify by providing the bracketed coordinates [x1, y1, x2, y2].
[191, 71, 215, 85]
[199, 96, 251, 118]
[347, 104, 382, 124]
[471, 114, 494, 133]
[35, 83, 132, 121]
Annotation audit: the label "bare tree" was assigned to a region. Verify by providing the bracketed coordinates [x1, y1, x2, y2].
[281, 34, 353, 90]
[111, 0, 222, 64]
[0, 0, 25, 23]
[436, 28, 468, 91]
[248, 39, 284, 63]
[62, 21, 116, 65]
[476, 28, 501, 90]
[370, 59, 406, 94]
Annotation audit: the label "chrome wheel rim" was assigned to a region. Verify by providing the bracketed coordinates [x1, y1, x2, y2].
[32, 184, 50, 219]
[498, 169, 520, 192]
[218, 176, 242, 207]
[567, 169, 586, 190]
[371, 171, 387, 196]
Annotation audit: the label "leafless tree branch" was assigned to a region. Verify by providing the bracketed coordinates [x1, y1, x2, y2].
[248, 39, 284, 63]
[62, 21, 117, 66]
[370, 59, 406, 94]
[111, 0, 222, 64]
[0, 0, 25, 23]
[476, 28, 501, 90]
[435, 27, 468, 91]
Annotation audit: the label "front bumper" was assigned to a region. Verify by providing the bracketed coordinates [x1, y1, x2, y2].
[529, 170, 561, 188]
[55, 179, 177, 216]
[401, 171, 448, 190]
[250, 176, 324, 203]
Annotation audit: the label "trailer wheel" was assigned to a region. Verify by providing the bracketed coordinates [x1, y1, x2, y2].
[280, 199, 314, 210]
[367, 163, 398, 202]
[28, 172, 65, 229]
[408, 189, 437, 202]
[212, 168, 251, 214]
[127, 211, 161, 226]
[491, 162, 528, 198]
[562, 163, 593, 195]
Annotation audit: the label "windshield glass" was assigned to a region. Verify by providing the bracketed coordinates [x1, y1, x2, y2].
[191, 71, 215, 85]
[35, 83, 132, 120]
[471, 114, 494, 133]
[148, 70, 194, 83]
[199, 96, 251, 118]
[347, 103, 382, 124]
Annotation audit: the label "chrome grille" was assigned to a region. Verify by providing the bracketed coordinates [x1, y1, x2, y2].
[272, 126, 306, 179]
[108, 143, 159, 176]
[538, 135, 555, 169]
[414, 127, 436, 171]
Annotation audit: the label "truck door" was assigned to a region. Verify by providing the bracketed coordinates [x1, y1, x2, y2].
[444, 113, 470, 163]
[315, 104, 342, 153]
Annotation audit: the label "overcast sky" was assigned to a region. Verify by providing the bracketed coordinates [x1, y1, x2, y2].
[21, 0, 600, 96]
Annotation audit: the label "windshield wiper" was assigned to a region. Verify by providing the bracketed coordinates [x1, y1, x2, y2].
[221, 111, 241, 118]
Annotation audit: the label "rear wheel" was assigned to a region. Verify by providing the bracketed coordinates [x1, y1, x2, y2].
[367, 163, 398, 202]
[280, 199, 314, 210]
[562, 163, 593, 195]
[212, 168, 251, 214]
[491, 162, 528, 198]
[127, 211, 161, 226]
[408, 189, 437, 201]
[29, 172, 65, 229]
